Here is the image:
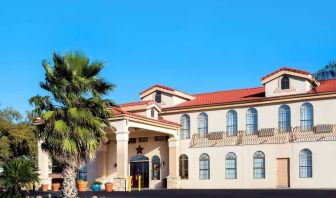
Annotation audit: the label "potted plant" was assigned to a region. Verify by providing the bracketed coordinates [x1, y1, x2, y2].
[105, 182, 113, 192]
[41, 179, 49, 192]
[91, 181, 102, 192]
[77, 180, 88, 192]
[52, 183, 61, 192]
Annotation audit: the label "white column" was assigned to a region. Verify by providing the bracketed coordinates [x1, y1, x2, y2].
[167, 137, 180, 189]
[114, 129, 129, 191]
[37, 141, 52, 189]
[97, 145, 107, 178]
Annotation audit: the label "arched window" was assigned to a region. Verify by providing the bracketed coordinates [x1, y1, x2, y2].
[226, 110, 238, 136]
[246, 108, 258, 135]
[199, 153, 210, 180]
[155, 92, 162, 103]
[152, 155, 160, 180]
[281, 76, 290, 90]
[198, 113, 208, 138]
[225, 152, 237, 179]
[300, 103, 314, 132]
[180, 114, 190, 139]
[253, 151, 265, 179]
[179, 154, 189, 179]
[299, 149, 312, 178]
[279, 105, 291, 132]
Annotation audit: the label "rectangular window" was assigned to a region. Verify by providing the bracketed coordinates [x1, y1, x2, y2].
[139, 137, 148, 142]
[225, 159, 237, 179]
[253, 158, 265, 179]
[199, 161, 210, 180]
[154, 136, 165, 142]
[128, 138, 136, 144]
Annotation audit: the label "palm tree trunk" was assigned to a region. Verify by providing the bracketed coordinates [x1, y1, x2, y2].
[62, 164, 78, 198]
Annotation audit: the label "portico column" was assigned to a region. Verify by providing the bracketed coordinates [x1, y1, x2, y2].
[114, 130, 129, 191]
[37, 141, 52, 190]
[167, 137, 180, 189]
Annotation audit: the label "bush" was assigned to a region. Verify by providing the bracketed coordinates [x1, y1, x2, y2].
[0, 157, 39, 197]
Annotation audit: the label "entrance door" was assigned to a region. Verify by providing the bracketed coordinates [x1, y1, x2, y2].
[130, 155, 149, 188]
[277, 158, 290, 188]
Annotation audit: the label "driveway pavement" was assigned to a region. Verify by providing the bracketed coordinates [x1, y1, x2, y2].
[26, 189, 336, 198]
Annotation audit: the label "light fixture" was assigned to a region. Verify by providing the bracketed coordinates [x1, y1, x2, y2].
[114, 163, 117, 168]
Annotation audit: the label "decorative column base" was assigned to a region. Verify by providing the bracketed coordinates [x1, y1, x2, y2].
[113, 178, 127, 192]
[167, 176, 180, 189]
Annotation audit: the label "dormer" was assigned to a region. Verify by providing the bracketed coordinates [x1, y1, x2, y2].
[139, 84, 194, 108]
[120, 100, 161, 119]
[261, 67, 320, 97]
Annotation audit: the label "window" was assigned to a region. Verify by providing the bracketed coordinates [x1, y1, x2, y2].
[198, 113, 208, 138]
[225, 152, 237, 179]
[299, 149, 312, 178]
[253, 151, 265, 179]
[300, 103, 314, 132]
[279, 105, 291, 132]
[152, 155, 161, 180]
[78, 164, 88, 181]
[151, 108, 155, 118]
[179, 154, 189, 179]
[155, 92, 162, 103]
[246, 108, 258, 135]
[226, 110, 238, 136]
[281, 76, 290, 90]
[199, 153, 210, 180]
[180, 114, 190, 139]
[154, 136, 165, 141]
[128, 138, 136, 144]
[139, 137, 148, 142]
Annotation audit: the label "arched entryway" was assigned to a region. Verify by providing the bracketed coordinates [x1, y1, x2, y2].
[130, 155, 149, 188]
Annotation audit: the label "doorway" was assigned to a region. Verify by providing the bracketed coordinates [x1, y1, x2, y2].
[277, 158, 290, 188]
[130, 155, 149, 188]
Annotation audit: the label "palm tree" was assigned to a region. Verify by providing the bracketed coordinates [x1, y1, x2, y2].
[314, 60, 336, 80]
[29, 52, 115, 198]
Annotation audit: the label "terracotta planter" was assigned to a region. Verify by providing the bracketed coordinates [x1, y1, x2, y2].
[52, 183, 60, 192]
[105, 183, 113, 192]
[41, 184, 49, 192]
[77, 181, 88, 192]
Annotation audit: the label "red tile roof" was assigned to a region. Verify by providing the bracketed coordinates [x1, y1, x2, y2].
[261, 67, 311, 81]
[140, 84, 175, 95]
[167, 78, 336, 110]
[120, 100, 156, 107]
[310, 78, 336, 93]
[110, 107, 180, 126]
[174, 87, 265, 108]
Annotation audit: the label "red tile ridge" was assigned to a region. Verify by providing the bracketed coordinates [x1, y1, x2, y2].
[191, 86, 265, 97]
[261, 67, 311, 81]
[140, 84, 176, 95]
[119, 100, 156, 107]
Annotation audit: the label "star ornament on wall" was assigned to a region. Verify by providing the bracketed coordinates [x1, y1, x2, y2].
[136, 145, 144, 155]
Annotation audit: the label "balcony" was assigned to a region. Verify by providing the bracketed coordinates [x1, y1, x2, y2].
[190, 124, 336, 148]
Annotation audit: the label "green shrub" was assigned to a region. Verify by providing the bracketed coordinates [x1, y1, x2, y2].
[0, 157, 39, 197]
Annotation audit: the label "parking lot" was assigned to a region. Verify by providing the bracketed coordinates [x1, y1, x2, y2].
[26, 189, 336, 198]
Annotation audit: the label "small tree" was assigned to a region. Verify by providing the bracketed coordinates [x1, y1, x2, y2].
[314, 60, 336, 80]
[29, 52, 114, 198]
[0, 157, 39, 197]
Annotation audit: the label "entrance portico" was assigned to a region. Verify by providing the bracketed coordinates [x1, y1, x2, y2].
[87, 108, 181, 191]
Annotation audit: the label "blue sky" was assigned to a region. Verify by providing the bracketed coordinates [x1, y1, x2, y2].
[0, 0, 335, 115]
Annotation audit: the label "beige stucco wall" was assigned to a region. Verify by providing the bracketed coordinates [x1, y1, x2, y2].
[162, 97, 336, 189]
[265, 75, 313, 97]
[174, 141, 336, 189]
[143, 92, 187, 108]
